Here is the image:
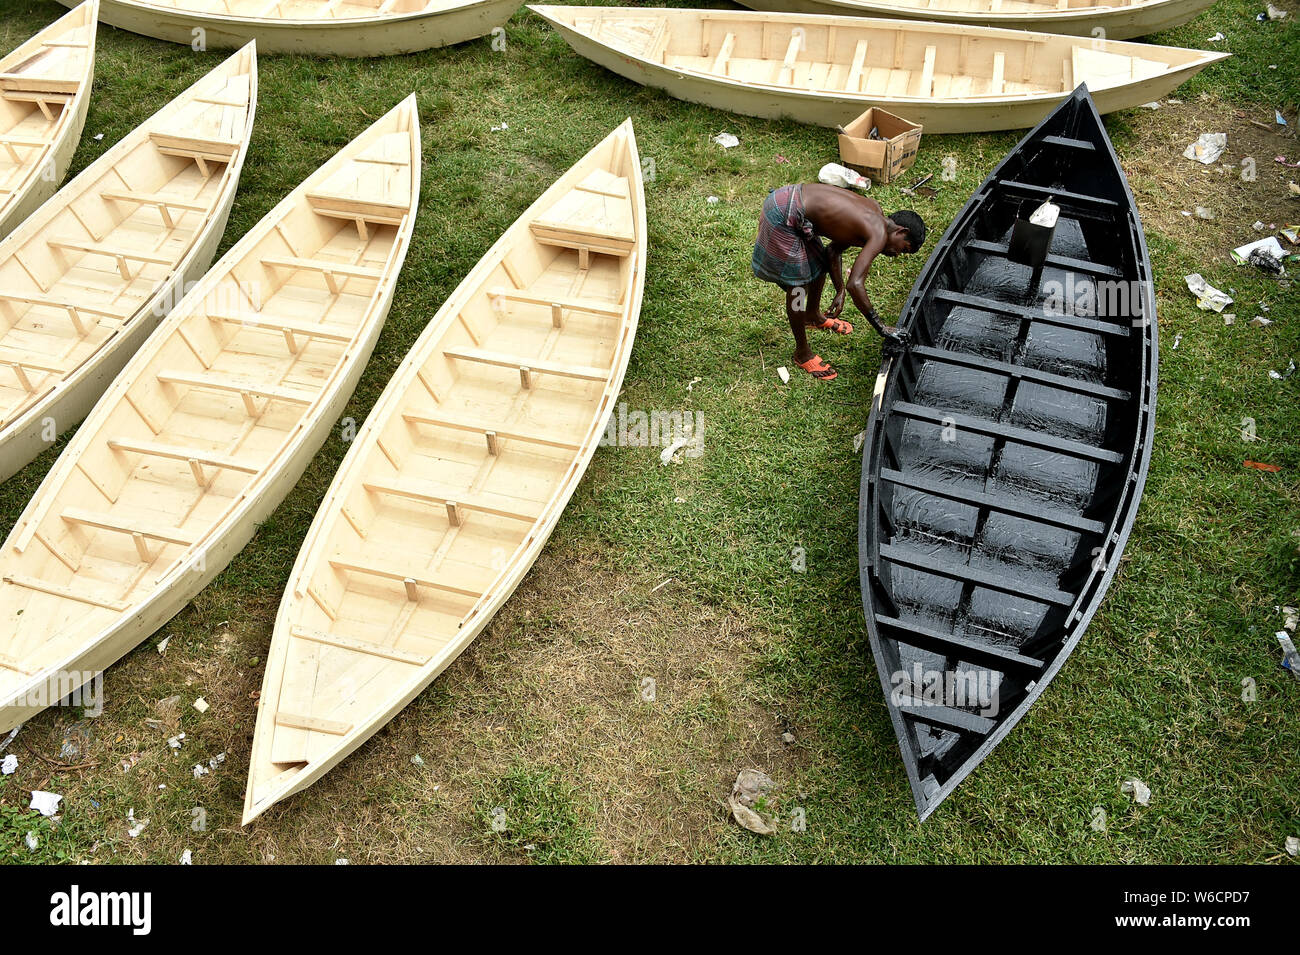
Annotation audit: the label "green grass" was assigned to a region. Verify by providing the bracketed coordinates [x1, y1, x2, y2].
[0, 0, 1296, 864]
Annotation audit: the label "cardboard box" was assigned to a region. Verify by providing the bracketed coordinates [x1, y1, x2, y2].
[836, 108, 923, 185]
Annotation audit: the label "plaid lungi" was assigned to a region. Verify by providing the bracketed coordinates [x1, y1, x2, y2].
[751, 184, 828, 290]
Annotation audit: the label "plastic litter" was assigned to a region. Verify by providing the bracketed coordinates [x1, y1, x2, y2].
[1281, 606, 1298, 632]
[29, 791, 62, 816]
[127, 808, 148, 838]
[728, 768, 777, 835]
[1234, 236, 1288, 264]
[1224, 313, 1236, 325]
[1, 754, 16, 774]
[1244, 460, 1281, 472]
[819, 162, 870, 190]
[1139, 101, 1161, 110]
[711, 132, 739, 149]
[1184, 273, 1233, 311]
[853, 429, 866, 453]
[1121, 778, 1151, 805]
[25, 832, 38, 851]
[1279, 110, 1289, 126]
[490, 122, 508, 133]
[192, 697, 209, 714]
[1266, 3, 1287, 17]
[410, 754, 425, 766]
[1287, 836, 1300, 857]
[1183, 133, 1226, 165]
[180, 849, 193, 865]
[777, 366, 790, 384]
[157, 635, 170, 654]
[706, 195, 719, 204]
[1278, 632, 1300, 681]
[1207, 32, 1225, 41]
[1194, 206, 1215, 220]
[1251, 315, 1272, 326]
[0, 726, 18, 753]
[1172, 333, 1183, 349]
[659, 436, 690, 465]
[167, 732, 186, 750]
[1268, 359, 1295, 380]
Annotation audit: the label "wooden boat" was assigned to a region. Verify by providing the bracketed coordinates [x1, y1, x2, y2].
[0, 95, 420, 732]
[0, 0, 98, 240]
[0, 44, 257, 485]
[243, 120, 644, 824]
[857, 86, 1155, 820]
[737, 0, 1217, 41]
[59, 0, 521, 57]
[529, 6, 1227, 133]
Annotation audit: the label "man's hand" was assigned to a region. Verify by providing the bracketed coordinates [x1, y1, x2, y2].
[822, 291, 846, 321]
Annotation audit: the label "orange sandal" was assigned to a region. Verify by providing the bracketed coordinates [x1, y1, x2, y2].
[811, 316, 853, 335]
[795, 354, 838, 381]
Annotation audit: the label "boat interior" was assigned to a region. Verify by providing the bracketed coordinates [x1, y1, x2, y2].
[264, 127, 641, 767]
[0, 99, 415, 693]
[865, 95, 1148, 793]
[142, 0, 446, 19]
[0, 5, 94, 218]
[561, 8, 1206, 97]
[0, 47, 254, 435]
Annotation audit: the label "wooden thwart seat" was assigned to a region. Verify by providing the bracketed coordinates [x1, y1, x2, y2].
[363, 477, 542, 525]
[47, 237, 173, 280]
[156, 369, 317, 408]
[0, 291, 125, 334]
[61, 506, 195, 547]
[262, 255, 383, 295]
[290, 624, 430, 666]
[108, 437, 259, 477]
[2, 573, 129, 611]
[207, 311, 355, 352]
[328, 556, 483, 599]
[443, 346, 609, 383]
[275, 712, 352, 736]
[530, 171, 635, 258]
[101, 189, 207, 229]
[488, 286, 621, 317]
[402, 409, 582, 452]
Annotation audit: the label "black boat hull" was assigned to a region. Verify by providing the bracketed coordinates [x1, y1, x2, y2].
[858, 86, 1157, 821]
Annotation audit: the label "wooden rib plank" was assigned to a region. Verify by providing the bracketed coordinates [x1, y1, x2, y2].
[107, 437, 260, 474]
[2, 574, 129, 611]
[156, 369, 316, 405]
[362, 478, 542, 524]
[931, 289, 1132, 338]
[402, 411, 581, 451]
[60, 507, 195, 547]
[878, 543, 1075, 607]
[908, 345, 1130, 402]
[880, 467, 1105, 535]
[890, 401, 1124, 464]
[443, 347, 609, 383]
[275, 712, 352, 736]
[875, 614, 1044, 676]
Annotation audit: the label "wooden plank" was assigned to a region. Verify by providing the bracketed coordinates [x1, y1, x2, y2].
[963, 238, 1124, 279]
[991, 51, 1005, 96]
[443, 346, 609, 383]
[156, 369, 317, 406]
[2, 574, 129, 612]
[875, 614, 1044, 676]
[711, 32, 735, 76]
[908, 345, 1130, 402]
[878, 543, 1076, 607]
[107, 437, 260, 474]
[896, 699, 996, 735]
[328, 557, 482, 599]
[931, 289, 1132, 338]
[402, 410, 581, 451]
[290, 625, 430, 666]
[488, 287, 621, 317]
[890, 401, 1125, 464]
[879, 467, 1105, 535]
[207, 311, 354, 345]
[363, 478, 542, 524]
[275, 712, 352, 736]
[61, 507, 195, 547]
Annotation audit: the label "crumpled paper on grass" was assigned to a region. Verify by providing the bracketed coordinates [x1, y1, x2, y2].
[1184, 273, 1233, 311]
[728, 769, 777, 835]
[1183, 133, 1227, 165]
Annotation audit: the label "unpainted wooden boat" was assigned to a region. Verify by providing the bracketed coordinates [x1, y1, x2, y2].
[0, 44, 257, 486]
[60, 0, 521, 57]
[0, 0, 98, 240]
[529, 6, 1227, 133]
[0, 95, 420, 732]
[737, 0, 1217, 41]
[243, 120, 645, 824]
[858, 85, 1155, 820]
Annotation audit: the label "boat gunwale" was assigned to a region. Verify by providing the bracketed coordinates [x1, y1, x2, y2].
[856, 86, 1156, 821]
[0, 41, 259, 451]
[737, 0, 1217, 28]
[244, 119, 646, 823]
[0, 94, 421, 715]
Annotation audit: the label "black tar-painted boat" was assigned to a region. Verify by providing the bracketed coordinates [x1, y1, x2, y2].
[857, 86, 1156, 821]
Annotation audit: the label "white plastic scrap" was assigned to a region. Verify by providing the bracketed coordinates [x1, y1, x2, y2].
[127, 808, 148, 838]
[1232, 236, 1286, 265]
[1224, 313, 1236, 325]
[490, 122, 508, 133]
[29, 791, 62, 817]
[192, 763, 209, 779]
[1281, 606, 1298, 632]
[335, 858, 350, 865]
[853, 429, 866, 453]
[1184, 273, 1233, 312]
[711, 132, 739, 149]
[1251, 315, 1272, 326]
[1172, 333, 1183, 350]
[659, 436, 691, 465]
[1, 754, 16, 775]
[1183, 132, 1227, 165]
[210, 752, 226, 769]
[1207, 31, 1226, 41]
[706, 195, 719, 204]
[819, 162, 870, 190]
[1269, 360, 1296, 380]
[1266, 3, 1287, 18]
[157, 635, 170, 654]
[1287, 836, 1300, 857]
[1, 726, 21, 753]
[1194, 206, 1215, 220]
[192, 697, 209, 714]
[777, 366, 790, 384]
[25, 832, 38, 852]
[1121, 778, 1151, 806]
[167, 732, 186, 750]
[410, 754, 425, 767]
[180, 849, 193, 865]
[1139, 101, 1161, 110]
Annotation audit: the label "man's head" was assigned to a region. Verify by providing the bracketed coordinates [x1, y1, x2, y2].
[885, 210, 926, 256]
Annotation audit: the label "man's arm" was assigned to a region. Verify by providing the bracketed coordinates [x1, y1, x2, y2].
[845, 237, 891, 336]
[822, 242, 847, 319]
